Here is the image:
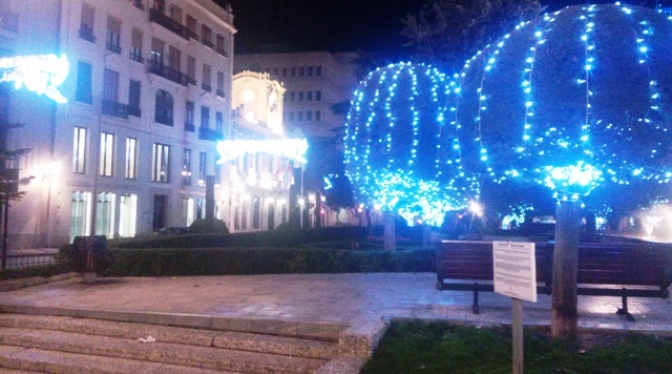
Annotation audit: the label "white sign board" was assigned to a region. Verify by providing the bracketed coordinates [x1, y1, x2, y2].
[493, 241, 537, 302]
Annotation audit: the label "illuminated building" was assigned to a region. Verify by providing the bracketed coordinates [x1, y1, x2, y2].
[3, 0, 235, 247]
[225, 70, 299, 231]
[234, 51, 358, 139]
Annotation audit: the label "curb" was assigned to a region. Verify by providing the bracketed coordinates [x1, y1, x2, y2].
[0, 272, 79, 292]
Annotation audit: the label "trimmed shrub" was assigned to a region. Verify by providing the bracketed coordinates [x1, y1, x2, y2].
[189, 219, 229, 234]
[100, 247, 436, 277]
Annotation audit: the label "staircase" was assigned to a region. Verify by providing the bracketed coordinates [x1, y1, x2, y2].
[0, 313, 358, 373]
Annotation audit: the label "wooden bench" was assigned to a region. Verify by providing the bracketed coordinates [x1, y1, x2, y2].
[436, 240, 672, 321]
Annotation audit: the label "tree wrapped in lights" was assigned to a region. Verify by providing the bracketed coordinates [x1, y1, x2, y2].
[452, 3, 672, 338]
[344, 62, 473, 228]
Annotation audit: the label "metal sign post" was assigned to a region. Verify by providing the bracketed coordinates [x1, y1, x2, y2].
[493, 241, 537, 374]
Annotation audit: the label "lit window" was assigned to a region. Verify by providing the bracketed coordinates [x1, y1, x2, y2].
[73, 127, 87, 174]
[125, 137, 137, 179]
[152, 143, 170, 182]
[183, 148, 191, 185]
[199, 151, 207, 185]
[99, 132, 114, 177]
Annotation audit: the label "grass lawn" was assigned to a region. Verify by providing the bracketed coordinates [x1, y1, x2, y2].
[361, 321, 672, 374]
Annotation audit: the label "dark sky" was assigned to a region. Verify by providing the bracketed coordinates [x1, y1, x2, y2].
[220, 0, 669, 57]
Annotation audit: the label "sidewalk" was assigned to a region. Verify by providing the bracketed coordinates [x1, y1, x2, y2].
[1, 273, 670, 333]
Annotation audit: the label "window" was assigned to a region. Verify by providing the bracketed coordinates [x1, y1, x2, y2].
[99, 132, 114, 177]
[298, 111, 303, 121]
[128, 80, 141, 117]
[201, 106, 210, 128]
[216, 34, 226, 55]
[216, 111, 223, 133]
[298, 91, 304, 101]
[152, 143, 170, 182]
[290, 92, 295, 101]
[291, 67, 296, 77]
[187, 55, 196, 84]
[75, 61, 92, 104]
[308, 66, 313, 76]
[150, 37, 164, 65]
[216, 71, 224, 96]
[169, 4, 182, 23]
[119, 193, 137, 238]
[131, 28, 143, 62]
[106, 16, 121, 53]
[202, 64, 211, 91]
[299, 66, 305, 77]
[103, 68, 119, 101]
[95, 192, 116, 238]
[155, 89, 173, 126]
[73, 127, 87, 174]
[183, 148, 191, 185]
[316, 110, 321, 121]
[316, 66, 322, 76]
[306, 111, 312, 121]
[185, 101, 194, 128]
[152, 0, 165, 12]
[80, 3, 96, 43]
[186, 15, 197, 38]
[70, 191, 91, 241]
[316, 90, 322, 101]
[198, 152, 207, 184]
[289, 111, 294, 121]
[282, 67, 287, 77]
[125, 137, 137, 179]
[273, 67, 279, 77]
[307, 91, 313, 101]
[168, 46, 181, 71]
[201, 24, 212, 47]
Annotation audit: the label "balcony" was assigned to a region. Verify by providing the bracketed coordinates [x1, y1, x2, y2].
[102, 99, 129, 119]
[201, 39, 214, 49]
[216, 90, 226, 99]
[128, 105, 142, 118]
[187, 76, 196, 86]
[149, 8, 189, 40]
[186, 29, 199, 41]
[216, 48, 228, 58]
[199, 127, 223, 142]
[147, 60, 188, 86]
[79, 24, 96, 43]
[106, 42, 121, 54]
[185, 123, 195, 132]
[201, 83, 212, 92]
[130, 50, 144, 63]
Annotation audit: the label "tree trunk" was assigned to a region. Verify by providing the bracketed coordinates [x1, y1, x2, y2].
[551, 200, 581, 340]
[205, 175, 215, 232]
[384, 213, 396, 251]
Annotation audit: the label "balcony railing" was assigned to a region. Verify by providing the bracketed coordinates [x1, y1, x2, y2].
[130, 50, 144, 63]
[186, 29, 199, 41]
[202, 83, 212, 92]
[185, 123, 195, 132]
[102, 99, 129, 119]
[149, 8, 189, 40]
[79, 24, 96, 43]
[128, 105, 142, 118]
[201, 39, 214, 49]
[147, 60, 188, 86]
[155, 114, 173, 127]
[199, 127, 223, 142]
[216, 89, 226, 98]
[106, 42, 121, 54]
[216, 48, 228, 58]
[187, 76, 196, 86]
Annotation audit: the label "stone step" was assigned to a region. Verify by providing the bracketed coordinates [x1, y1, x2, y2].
[0, 327, 327, 374]
[0, 345, 237, 374]
[0, 314, 338, 359]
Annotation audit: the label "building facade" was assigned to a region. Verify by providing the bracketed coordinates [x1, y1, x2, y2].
[234, 51, 358, 139]
[4, 0, 236, 248]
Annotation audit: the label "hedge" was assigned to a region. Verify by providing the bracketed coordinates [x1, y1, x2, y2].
[87, 247, 436, 277]
[109, 226, 376, 249]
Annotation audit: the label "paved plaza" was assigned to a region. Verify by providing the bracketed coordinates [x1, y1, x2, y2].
[1, 273, 671, 333]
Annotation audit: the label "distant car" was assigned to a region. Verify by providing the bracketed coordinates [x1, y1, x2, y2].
[155, 227, 191, 236]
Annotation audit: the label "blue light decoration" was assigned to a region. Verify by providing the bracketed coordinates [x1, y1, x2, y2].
[450, 3, 672, 202]
[344, 62, 475, 226]
[0, 54, 69, 103]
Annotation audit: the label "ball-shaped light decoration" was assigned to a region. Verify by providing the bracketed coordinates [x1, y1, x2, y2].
[344, 62, 473, 225]
[452, 3, 672, 200]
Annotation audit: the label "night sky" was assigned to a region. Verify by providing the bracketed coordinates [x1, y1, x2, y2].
[220, 0, 669, 57]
